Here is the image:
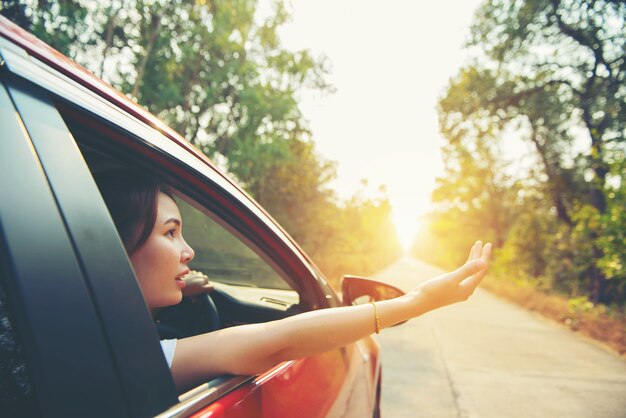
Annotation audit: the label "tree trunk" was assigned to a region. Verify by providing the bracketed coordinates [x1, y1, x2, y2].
[131, 13, 164, 99]
[98, 5, 122, 78]
[528, 125, 573, 226]
[176, 62, 201, 139]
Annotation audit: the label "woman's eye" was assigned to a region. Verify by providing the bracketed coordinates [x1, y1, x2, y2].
[166, 229, 177, 237]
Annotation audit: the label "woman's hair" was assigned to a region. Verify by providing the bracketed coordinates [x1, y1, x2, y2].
[93, 170, 173, 254]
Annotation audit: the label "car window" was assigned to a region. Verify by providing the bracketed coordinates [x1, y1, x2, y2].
[160, 193, 302, 335]
[0, 276, 36, 418]
[64, 122, 303, 318]
[177, 197, 295, 292]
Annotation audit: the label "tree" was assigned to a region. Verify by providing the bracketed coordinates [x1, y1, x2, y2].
[435, 0, 625, 303]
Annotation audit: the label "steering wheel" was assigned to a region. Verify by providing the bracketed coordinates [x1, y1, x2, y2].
[155, 293, 221, 339]
[201, 293, 221, 332]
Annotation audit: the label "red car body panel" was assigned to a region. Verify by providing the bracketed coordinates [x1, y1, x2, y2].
[191, 346, 374, 418]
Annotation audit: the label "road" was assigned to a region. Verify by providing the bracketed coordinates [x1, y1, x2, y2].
[369, 257, 626, 418]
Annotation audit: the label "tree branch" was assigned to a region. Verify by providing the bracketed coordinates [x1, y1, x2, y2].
[528, 122, 573, 226]
[550, 0, 610, 76]
[98, 3, 122, 78]
[486, 79, 579, 109]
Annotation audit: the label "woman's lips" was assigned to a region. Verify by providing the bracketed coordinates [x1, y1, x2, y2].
[175, 270, 189, 289]
[175, 277, 186, 289]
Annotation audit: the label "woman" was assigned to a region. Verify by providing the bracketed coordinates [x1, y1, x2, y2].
[95, 170, 492, 392]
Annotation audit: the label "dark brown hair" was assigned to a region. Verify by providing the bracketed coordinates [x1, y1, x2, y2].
[94, 170, 173, 254]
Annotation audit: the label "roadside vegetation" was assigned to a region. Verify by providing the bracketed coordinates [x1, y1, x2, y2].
[413, 0, 625, 352]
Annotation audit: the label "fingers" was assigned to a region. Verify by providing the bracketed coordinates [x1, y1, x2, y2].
[460, 271, 485, 293]
[481, 242, 492, 264]
[473, 241, 482, 259]
[466, 240, 483, 262]
[461, 242, 492, 292]
[449, 258, 486, 284]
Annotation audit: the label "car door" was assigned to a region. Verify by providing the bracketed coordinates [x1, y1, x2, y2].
[0, 73, 178, 417]
[57, 105, 374, 418]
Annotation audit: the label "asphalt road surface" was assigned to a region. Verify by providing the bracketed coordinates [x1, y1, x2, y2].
[370, 257, 626, 418]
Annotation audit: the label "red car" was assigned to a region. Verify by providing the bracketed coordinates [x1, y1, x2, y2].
[0, 16, 402, 418]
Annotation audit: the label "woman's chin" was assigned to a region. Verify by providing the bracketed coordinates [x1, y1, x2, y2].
[151, 292, 183, 308]
[171, 291, 184, 305]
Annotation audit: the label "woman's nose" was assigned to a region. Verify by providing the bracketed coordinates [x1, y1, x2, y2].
[181, 238, 195, 263]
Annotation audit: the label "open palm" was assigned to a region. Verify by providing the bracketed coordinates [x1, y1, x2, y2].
[412, 241, 492, 312]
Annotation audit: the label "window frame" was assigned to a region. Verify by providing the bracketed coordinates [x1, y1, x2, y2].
[0, 77, 133, 416]
[4, 74, 179, 416]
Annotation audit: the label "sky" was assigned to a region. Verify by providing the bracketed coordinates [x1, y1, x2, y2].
[277, 0, 486, 250]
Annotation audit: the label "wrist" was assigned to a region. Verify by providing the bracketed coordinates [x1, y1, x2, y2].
[406, 290, 435, 317]
[388, 293, 427, 325]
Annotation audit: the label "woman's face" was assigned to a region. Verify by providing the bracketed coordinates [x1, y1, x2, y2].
[130, 192, 195, 308]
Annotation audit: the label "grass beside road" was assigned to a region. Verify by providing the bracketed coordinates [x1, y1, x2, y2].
[483, 278, 626, 358]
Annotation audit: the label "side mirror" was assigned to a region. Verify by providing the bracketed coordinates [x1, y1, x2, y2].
[341, 275, 405, 306]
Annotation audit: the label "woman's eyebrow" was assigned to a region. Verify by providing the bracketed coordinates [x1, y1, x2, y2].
[163, 218, 181, 226]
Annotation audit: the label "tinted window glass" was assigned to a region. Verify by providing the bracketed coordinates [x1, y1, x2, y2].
[178, 197, 295, 292]
[0, 276, 37, 418]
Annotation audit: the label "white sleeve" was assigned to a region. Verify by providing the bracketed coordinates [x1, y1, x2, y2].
[160, 339, 177, 368]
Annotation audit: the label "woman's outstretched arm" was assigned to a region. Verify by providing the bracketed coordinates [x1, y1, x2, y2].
[171, 241, 491, 391]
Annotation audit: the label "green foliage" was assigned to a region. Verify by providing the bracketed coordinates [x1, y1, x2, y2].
[423, 0, 625, 305]
[412, 126, 520, 270]
[568, 295, 594, 315]
[1, 0, 91, 57]
[312, 188, 403, 286]
[494, 203, 592, 296]
[249, 140, 402, 285]
[494, 206, 555, 289]
[597, 156, 626, 287]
